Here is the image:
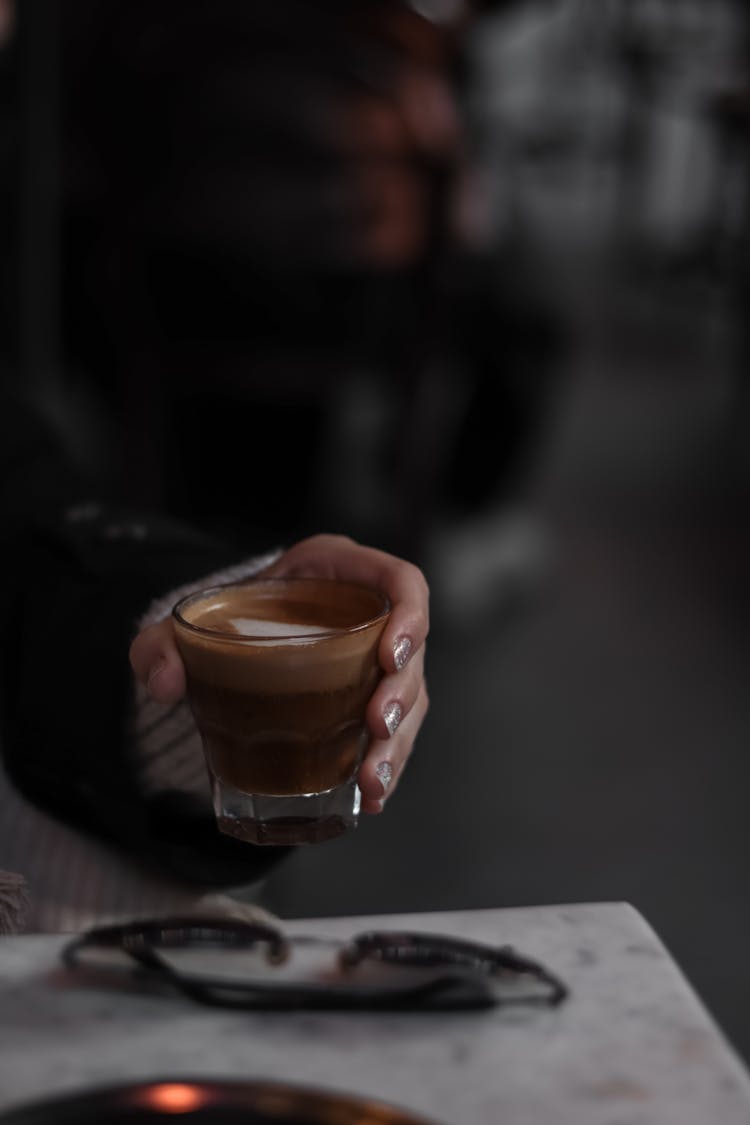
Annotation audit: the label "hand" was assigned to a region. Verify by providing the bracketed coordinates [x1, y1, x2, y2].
[129, 535, 430, 815]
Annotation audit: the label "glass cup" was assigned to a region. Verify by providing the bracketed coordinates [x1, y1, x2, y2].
[172, 577, 390, 846]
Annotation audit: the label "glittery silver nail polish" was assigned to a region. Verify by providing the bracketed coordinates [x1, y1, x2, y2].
[383, 701, 402, 737]
[375, 760, 393, 795]
[394, 636, 412, 671]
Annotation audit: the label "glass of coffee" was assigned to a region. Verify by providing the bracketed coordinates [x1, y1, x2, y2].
[172, 577, 390, 846]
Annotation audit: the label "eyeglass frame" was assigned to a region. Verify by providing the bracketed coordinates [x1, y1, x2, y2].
[62, 915, 569, 1012]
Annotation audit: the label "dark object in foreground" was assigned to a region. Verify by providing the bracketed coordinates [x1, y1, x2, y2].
[0, 1077, 435, 1125]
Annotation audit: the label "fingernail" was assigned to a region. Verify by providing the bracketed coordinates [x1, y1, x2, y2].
[147, 659, 166, 693]
[375, 760, 393, 797]
[383, 701, 402, 737]
[393, 636, 412, 671]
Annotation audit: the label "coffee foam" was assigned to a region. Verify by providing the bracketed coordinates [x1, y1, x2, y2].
[174, 579, 388, 694]
[228, 617, 336, 638]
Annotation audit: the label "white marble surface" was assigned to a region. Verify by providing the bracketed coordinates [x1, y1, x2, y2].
[1, 903, 749, 1124]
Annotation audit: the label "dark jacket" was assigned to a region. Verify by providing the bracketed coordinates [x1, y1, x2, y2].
[0, 384, 288, 888]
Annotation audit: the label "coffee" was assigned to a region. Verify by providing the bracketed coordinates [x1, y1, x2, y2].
[173, 578, 389, 844]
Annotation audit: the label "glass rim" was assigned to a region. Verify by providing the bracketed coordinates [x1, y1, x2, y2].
[172, 576, 391, 644]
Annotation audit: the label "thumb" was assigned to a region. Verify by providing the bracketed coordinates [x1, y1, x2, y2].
[129, 620, 187, 705]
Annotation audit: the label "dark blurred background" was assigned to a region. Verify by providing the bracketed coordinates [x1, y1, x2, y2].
[3, 0, 750, 1062]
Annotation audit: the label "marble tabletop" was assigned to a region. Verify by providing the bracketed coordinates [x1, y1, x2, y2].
[0, 902, 749, 1124]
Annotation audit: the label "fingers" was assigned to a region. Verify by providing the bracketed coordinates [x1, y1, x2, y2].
[366, 645, 425, 741]
[128, 619, 186, 706]
[359, 680, 430, 815]
[264, 535, 430, 676]
[264, 535, 430, 809]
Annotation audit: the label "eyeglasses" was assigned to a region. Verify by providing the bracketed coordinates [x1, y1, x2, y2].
[62, 916, 568, 1012]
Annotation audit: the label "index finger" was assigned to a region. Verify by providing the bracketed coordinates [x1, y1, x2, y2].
[263, 534, 429, 674]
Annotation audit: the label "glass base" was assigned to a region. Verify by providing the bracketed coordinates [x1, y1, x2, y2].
[212, 777, 361, 846]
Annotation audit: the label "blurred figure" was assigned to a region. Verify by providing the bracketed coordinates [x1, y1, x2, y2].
[1, 1, 442, 930]
[53, 0, 561, 561]
[0, 0, 564, 928]
[56, 0, 464, 548]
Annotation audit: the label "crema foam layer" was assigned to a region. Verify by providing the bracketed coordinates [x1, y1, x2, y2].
[228, 617, 335, 638]
[173, 579, 389, 694]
